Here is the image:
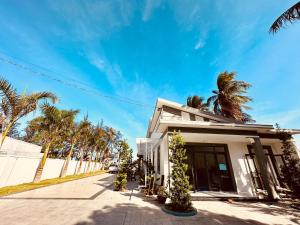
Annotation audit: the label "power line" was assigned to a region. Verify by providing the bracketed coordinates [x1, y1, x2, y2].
[0, 54, 155, 109]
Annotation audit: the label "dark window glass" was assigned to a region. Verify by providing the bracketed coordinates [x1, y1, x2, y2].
[203, 118, 210, 122]
[199, 146, 214, 152]
[215, 147, 225, 152]
[189, 114, 196, 121]
[157, 146, 160, 173]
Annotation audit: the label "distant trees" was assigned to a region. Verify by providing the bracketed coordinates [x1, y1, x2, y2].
[187, 71, 254, 123]
[270, 1, 300, 33]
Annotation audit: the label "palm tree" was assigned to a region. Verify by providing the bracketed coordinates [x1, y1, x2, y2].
[28, 104, 78, 182]
[89, 124, 106, 172]
[187, 95, 209, 111]
[60, 118, 86, 178]
[101, 127, 120, 165]
[270, 1, 300, 33]
[75, 116, 92, 174]
[0, 78, 57, 149]
[207, 71, 254, 123]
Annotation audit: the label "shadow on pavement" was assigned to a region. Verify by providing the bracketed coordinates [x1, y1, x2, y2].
[74, 202, 270, 225]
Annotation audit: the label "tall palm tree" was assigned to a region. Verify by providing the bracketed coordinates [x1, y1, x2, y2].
[0, 78, 57, 149]
[89, 123, 106, 172]
[60, 117, 87, 178]
[101, 127, 120, 164]
[207, 71, 254, 123]
[270, 1, 300, 33]
[75, 116, 92, 174]
[28, 104, 78, 182]
[187, 95, 209, 111]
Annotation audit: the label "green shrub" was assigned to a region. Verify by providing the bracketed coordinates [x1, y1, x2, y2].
[277, 125, 300, 198]
[168, 131, 192, 211]
[114, 172, 127, 191]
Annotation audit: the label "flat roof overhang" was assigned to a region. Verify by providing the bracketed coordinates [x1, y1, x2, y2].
[155, 120, 300, 137]
[179, 132, 281, 143]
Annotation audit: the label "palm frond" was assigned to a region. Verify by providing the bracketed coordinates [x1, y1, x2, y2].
[29, 91, 58, 104]
[270, 1, 300, 33]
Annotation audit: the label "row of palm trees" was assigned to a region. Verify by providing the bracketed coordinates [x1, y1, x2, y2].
[187, 71, 254, 123]
[0, 77, 121, 183]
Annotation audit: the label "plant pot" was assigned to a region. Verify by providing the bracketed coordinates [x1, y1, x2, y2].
[161, 205, 197, 217]
[157, 195, 167, 204]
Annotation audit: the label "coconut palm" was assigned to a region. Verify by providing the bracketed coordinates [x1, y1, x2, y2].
[101, 127, 120, 164]
[75, 116, 92, 174]
[59, 117, 88, 178]
[28, 104, 78, 182]
[187, 95, 209, 111]
[207, 72, 254, 123]
[0, 78, 57, 149]
[89, 123, 107, 172]
[270, 1, 300, 33]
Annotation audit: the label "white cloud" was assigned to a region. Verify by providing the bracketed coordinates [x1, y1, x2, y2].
[194, 39, 205, 50]
[254, 108, 300, 128]
[47, 1, 134, 41]
[142, 0, 162, 21]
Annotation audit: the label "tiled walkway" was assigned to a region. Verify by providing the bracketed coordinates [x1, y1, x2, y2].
[0, 173, 299, 225]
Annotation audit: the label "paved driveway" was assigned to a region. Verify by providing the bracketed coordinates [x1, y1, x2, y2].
[0, 173, 299, 225]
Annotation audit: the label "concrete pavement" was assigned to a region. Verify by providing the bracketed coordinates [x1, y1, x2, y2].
[0, 173, 299, 225]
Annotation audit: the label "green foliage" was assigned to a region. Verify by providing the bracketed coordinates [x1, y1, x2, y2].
[168, 131, 191, 211]
[114, 140, 132, 191]
[276, 124, 300, 198]
[187, 95, 208, 111]
[114, 172, 127, 191]
[157, 186, 168, 197]
[207, 71, 254, 123]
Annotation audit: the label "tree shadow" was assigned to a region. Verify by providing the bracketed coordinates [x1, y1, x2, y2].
[228, 201, 300, 223]
[74, 203, 270, 225]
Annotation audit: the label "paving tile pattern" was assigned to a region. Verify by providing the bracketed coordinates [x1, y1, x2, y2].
[0, 173, 299, 225]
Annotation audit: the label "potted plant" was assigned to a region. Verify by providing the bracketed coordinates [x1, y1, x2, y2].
[157, 186, 168, 204]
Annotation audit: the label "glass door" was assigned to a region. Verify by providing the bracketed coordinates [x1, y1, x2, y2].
[194, 152, 209, 190]
[186, 145, 235, 192]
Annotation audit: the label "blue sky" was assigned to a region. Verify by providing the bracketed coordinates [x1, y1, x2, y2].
[0, 0, 300, 153]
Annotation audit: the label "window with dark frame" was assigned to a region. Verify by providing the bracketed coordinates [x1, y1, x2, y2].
[189, 113, 196, 121]
[157, 146, 160, 174]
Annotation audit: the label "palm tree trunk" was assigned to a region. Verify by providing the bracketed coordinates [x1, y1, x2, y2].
[86, 157, 92, 173]
[76, 150, 84, 174]
[60, 143, 75, 178]
[0, 121, 13, 150]
[93, 151, 100, 171]
[33, 142, 51, 183]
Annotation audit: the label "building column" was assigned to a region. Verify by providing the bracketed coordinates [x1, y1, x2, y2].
[252, 137, 279, 200]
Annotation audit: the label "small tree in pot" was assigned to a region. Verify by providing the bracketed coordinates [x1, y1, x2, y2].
[114, 140, 131, 191]
[167, 131, 192, 212]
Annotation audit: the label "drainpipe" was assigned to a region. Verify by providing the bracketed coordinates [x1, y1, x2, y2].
[250, 137, 279, 200]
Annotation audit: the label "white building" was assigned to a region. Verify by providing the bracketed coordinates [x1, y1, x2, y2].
[136, 98, 300, 200]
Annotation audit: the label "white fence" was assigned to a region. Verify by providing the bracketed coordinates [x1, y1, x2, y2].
[0, 136, 103, 188]
[0, 154, 103, 188]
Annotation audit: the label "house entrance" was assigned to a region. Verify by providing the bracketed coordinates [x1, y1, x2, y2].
[186, 144, 235, 192]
